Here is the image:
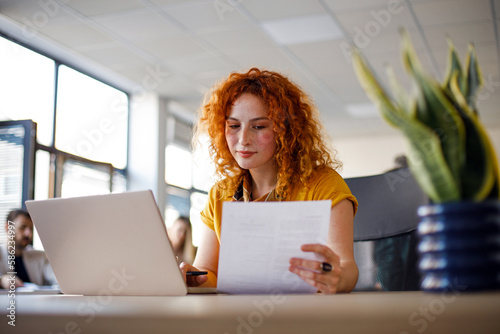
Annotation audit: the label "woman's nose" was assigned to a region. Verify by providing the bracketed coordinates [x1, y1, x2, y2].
[239, 128, 250, 145]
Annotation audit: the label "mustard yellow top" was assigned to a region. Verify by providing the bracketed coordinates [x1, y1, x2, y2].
[200, 167, 358, 242]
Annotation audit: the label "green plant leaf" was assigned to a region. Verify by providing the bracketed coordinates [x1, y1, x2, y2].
[449, 71, 496, 200]
[443, 38, 465, 96]
[464, 43, 484, 114]
[352, 49, 460, 203]
[385, 65, 413, 116]
[401, 30, 466, 189]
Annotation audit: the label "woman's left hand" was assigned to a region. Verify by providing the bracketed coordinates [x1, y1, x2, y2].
[289, 243, 341, 294]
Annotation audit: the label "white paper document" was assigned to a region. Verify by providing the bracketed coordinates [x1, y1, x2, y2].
[217, 200, 332, 294]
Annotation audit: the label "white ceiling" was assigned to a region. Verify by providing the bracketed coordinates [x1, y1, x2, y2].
[0, 0, 499, 139]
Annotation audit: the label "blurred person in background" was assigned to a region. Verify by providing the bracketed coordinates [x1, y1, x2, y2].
[0, 209, 57, 289]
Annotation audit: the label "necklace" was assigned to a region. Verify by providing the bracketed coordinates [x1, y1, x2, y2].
[249, 188, 275, 202]
[264, 188, 274, 202]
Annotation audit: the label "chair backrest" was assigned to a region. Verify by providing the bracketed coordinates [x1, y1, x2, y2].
[345, 168, 427, 291]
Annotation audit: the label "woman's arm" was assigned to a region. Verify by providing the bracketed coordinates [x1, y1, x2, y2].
[327, 198, 358, 292]
[179, 223, 220, 288]
[289, 199, 358, 293]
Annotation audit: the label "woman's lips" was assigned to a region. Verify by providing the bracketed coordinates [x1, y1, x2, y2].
[238, 151, 255, 158]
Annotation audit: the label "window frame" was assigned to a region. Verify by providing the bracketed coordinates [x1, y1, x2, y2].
[0, 33, 129, 200]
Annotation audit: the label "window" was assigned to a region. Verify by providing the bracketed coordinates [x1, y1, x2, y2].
[0, 36, 55, 146]
[164, 115, 213, 246]
[0, 35, 129, 249]
[56, 66, 128, 169]
[165, 144, 192, 189]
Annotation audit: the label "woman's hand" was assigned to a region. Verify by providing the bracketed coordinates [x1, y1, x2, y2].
[179, 262, 208, 287]
[289, 243, 341, 294]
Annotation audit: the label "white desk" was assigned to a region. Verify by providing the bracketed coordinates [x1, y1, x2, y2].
[1, 291, 499, 334]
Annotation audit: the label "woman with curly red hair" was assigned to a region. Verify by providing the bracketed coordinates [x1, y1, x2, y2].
[180, 68, 359, 294]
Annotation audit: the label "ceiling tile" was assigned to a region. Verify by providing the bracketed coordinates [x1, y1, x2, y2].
[93, 8, 179, 41]
[119, 64, 181, 93]
[156, 76, 203, 100]
[119, 65, 157, 84]
[324, 0, 395, 12]
[242, 0, 324, 20]
[133, 34, 208, 60]
[335, 2, 416, 38]
[37, 20, 114, 48]
[288, 39, 349, 64]
[432, 43, 499, 74]
[165, 53, 233, 86]
[65, 0, 145, 17]
[495, 0, 500, 17]
[199, 26, 275, 52]
[148, 0, 194, 5]
[0, 0, 78, 31]
[77, 42, 148, 70]
[356, 29, 425, 59]
[160, 0, 249, 33]
[411, 0, 491, 27]
[288, 41, 362, 94]
[224, 46, 295, 72]
[423, 21, 496, 50]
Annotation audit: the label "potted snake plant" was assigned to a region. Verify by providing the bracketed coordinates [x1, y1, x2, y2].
[352, 30, 500, 291]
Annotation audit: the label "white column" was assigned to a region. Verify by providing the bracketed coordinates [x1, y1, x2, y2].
[127, 92, 168, 216]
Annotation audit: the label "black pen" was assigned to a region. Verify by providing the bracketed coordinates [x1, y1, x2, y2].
[186, 271, 208, 276]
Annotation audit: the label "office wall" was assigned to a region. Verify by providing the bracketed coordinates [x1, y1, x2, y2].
[335, 127, 500, 179]
[334, 133, 407, 178]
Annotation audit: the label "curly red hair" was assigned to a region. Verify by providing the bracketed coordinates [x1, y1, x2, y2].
[194, 68, 341, 199]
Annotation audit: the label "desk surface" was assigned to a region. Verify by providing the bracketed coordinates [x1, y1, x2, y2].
[1, 291, 499, 334]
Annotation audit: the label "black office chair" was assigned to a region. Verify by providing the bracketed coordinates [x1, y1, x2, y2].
[345, 168, 428, 291]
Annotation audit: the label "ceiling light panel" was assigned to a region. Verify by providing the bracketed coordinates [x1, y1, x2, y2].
[242, 0, 325, 20]
[323, 0, 394, 12]
[346, 103, 379, 118]
[261, 13, 344, 45]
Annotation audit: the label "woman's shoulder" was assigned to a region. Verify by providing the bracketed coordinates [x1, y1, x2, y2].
[306, 166, 353, 195]
[207, 180, 234, 201]
[309, 166, 343, 183]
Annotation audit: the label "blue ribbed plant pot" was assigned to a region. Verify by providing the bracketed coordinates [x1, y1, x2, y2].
[417, 201, 500, 292]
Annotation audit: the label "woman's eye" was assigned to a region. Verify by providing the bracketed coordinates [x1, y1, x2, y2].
[227, 124, 239, 129]
[253, 125, 265, 130]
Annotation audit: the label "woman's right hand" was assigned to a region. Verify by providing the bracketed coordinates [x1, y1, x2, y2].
[179, 262, 208, 287]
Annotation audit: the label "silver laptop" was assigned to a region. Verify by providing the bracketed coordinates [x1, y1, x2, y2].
[25, 190, 197, 296]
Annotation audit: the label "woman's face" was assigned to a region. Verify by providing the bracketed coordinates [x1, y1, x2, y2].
[225, 93, 277, 174]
